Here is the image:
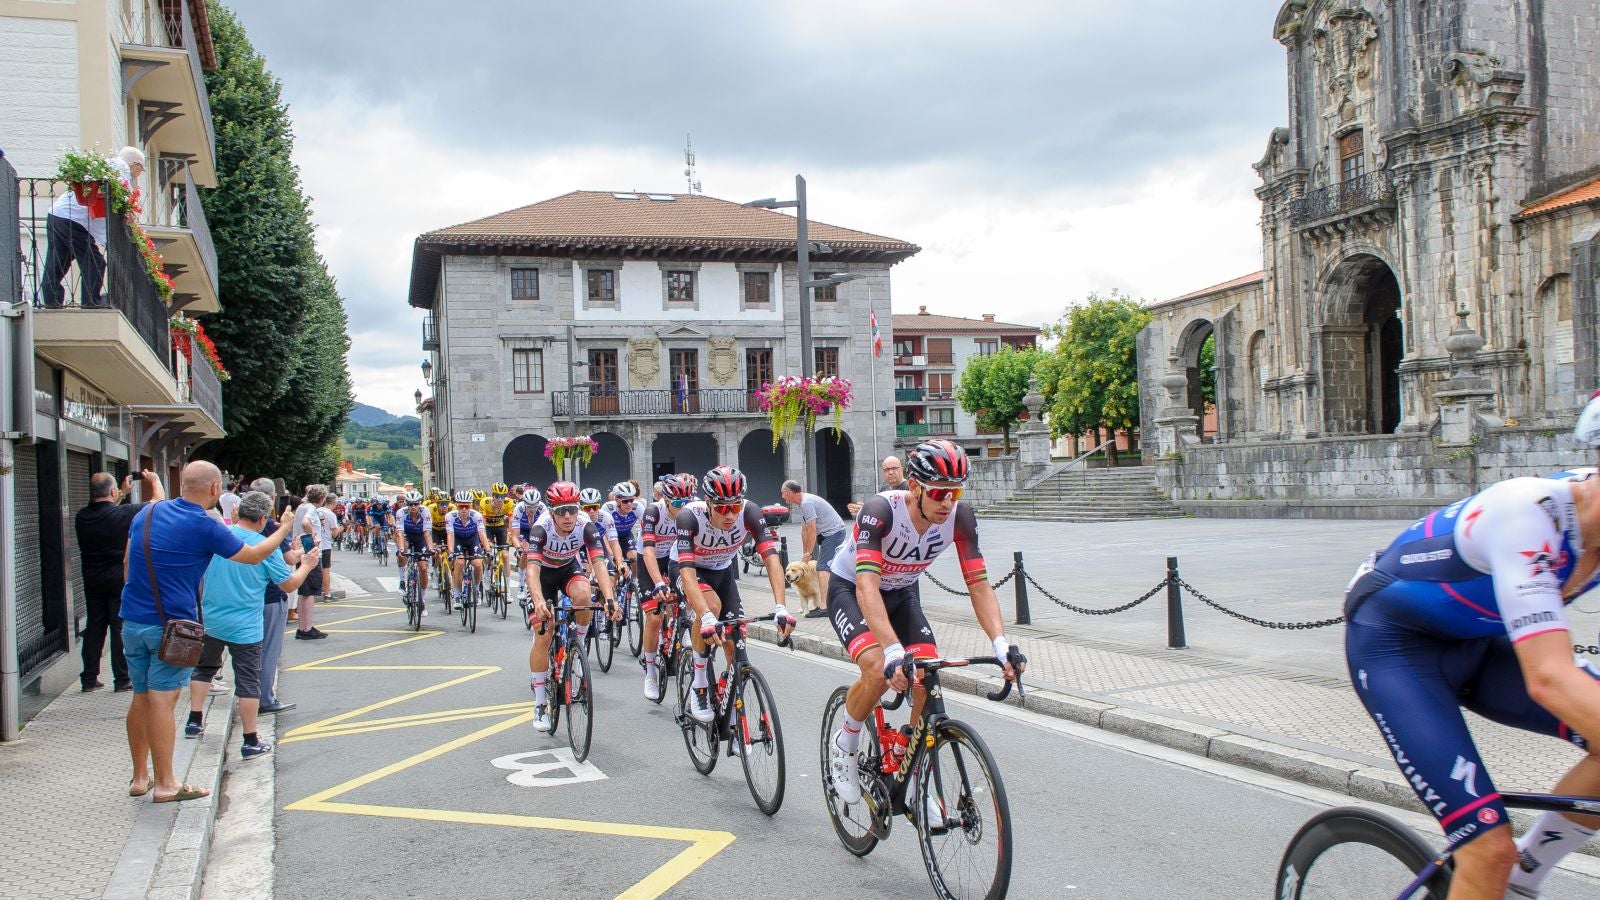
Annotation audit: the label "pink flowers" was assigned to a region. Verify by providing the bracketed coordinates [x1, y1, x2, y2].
[756, 375, 854, 448]
[544, 435, 600, 470]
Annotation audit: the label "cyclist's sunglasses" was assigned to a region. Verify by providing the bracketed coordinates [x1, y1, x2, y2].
[916, 483, 963, 502]
[552, 504, 579, 515]
[614, 498, 634, 505]
[581, 504, 601, 513]
[710, 500, 744, 514]
[667, 498, 688, 508]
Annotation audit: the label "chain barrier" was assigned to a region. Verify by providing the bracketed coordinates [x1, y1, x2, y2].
[1174, 576, 1345, 630]
[1024, 569, 1165, 616]
[925, 567, 1015, 598]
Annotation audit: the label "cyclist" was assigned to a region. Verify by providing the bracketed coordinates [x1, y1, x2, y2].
[676, 465, 795, 723]
[393, 490, 433, 616]
[366, 495, 392, 555]
[524, 481, 618, 732]
[511, 486, 545, 601]
[603, 481, 642, 579]
[579, 487, 626, 577]
[824, 439, 1023, 806]
[445, 489, 490, 608]
[426, 489, 449, 563]
[349, 498, 368, 549]
[480, 481, 517, 586]
[637, 475, 694, 699]
[1341, 400, 1600, 899]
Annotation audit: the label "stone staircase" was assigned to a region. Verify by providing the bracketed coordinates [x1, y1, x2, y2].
[976, 465, 1185, 522]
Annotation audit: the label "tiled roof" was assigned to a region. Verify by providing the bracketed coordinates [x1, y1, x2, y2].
[891, 311, 1039, 333]
[1517, 174, 1600, 220]
[422, 191, 918, 252]
[1149, 271, 1265, 310]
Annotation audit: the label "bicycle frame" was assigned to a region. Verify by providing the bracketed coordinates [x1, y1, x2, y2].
[1390, 792, 1600, 900]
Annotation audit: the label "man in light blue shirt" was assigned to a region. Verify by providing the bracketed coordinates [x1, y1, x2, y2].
[188, 491, 320, 760]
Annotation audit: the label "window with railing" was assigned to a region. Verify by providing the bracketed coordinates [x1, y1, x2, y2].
[926, 372, 953, 399]
[926, 337, 954, 365]
[1339, 130, 1365, 183]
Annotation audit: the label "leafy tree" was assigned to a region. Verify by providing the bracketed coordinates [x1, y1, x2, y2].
[1198, 332, 1216, 409]
[369, 450, 421, 485]
[1041, 291, 1152, 466]
[955, 346, 1041, 454]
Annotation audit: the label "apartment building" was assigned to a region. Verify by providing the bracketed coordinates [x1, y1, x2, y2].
[891, 307, 1039, 455]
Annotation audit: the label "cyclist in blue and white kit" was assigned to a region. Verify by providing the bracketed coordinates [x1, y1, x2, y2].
[511, 487, 544, 602]
[444, 490, 489, 608]
[1344, 398, 1600, 899]
[366, 496, 391, 554]
[392, 490, 432, 616]
[603, 480, 641, 577]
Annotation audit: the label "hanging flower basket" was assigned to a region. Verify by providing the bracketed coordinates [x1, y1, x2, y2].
[755, 375, 854, 449]
[544, 435, 600, 472]
[169, 316, 231, 381]
[70, 183, 108, 219]
[55, 150, 173, 304]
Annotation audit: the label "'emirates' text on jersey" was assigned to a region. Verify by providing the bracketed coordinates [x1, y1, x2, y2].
[526, 510, 605, 568]
[828, 491, 988, 591]
[675, 500, 776, 572]
[640, 500, 679, 558]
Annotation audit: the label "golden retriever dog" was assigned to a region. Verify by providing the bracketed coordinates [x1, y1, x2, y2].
[785, 559, 823, 615]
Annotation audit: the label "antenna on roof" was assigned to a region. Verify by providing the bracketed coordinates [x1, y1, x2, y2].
[684, 133, 701, 195]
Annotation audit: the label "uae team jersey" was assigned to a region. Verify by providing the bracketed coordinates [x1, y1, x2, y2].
[640, 500, 680, 558]
[525, 510, 606, 568]
[675, 500, 776, 572]
[1354, 469, 1600, 643]
[828, 490, 988, 592]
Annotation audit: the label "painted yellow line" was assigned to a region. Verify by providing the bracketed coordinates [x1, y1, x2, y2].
[281, 703, 530, 744]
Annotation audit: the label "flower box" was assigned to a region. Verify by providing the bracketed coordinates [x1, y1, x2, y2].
[70, 182, 107, 219]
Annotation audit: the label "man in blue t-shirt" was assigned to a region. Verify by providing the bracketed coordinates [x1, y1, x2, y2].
[120, 462, 297, 803]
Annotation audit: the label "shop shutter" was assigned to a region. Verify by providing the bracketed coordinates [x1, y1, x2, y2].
[13, 445, 48, 675]
[66, 451, 92, 627]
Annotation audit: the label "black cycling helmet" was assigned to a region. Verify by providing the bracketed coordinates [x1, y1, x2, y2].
[906, 439, 970, 484]
[701, 465, 746, 501]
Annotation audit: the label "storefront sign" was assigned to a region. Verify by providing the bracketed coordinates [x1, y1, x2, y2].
[62, 373, 116, 434]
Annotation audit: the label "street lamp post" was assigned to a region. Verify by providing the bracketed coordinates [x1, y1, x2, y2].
[744, 178, 867, 491]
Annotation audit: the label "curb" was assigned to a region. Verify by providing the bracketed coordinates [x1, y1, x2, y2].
[746, 623, 1595, 854]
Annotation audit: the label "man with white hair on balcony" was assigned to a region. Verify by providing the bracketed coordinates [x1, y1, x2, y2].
[39, 146, 145, 309]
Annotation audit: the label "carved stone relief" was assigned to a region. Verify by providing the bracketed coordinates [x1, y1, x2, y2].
[627, 337, 662, 387]
[706, 337, 739, 386]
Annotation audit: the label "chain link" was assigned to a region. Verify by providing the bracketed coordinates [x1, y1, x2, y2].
[1175, 577, 1344, 630]
[924, 567, 1014, 597]
[1024, 569, 1165, 616]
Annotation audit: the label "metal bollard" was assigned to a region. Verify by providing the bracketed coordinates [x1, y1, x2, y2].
[1012, 551, 1031, 626]
[779, 536, 790, 571]
[1166, 556, 1187, 649]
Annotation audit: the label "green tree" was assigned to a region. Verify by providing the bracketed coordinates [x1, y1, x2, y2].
[1041, 291, 1152, 467]
[955, 346, 1041, 454]
[1197, 332, 1216, 409]
[370, 450, 421, 486]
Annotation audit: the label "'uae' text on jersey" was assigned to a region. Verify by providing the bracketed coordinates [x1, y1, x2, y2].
[675, 500, 775, 572]
[829, 490, 988, 591]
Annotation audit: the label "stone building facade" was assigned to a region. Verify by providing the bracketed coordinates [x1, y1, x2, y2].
[409, 190, 917, 509]
[1138, 0, 1600, 512]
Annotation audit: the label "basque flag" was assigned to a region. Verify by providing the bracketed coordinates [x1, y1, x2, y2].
[871, 309, 882, 357]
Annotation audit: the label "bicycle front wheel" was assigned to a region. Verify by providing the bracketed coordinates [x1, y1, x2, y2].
[1276, 807, 1451, 900]
[564, 642, 594, 762]
[915, 719, 1012, 900]
[626, 595, 643, 657]
[406, 572, 422, 631]
[820, 686, 883, 856]
[735, 665, 785, 816]
[675, 650, 718, 774]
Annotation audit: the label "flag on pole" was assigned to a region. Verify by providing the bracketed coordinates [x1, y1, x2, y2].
[677, 372, 689, 411]
[871, 309, 882, 357]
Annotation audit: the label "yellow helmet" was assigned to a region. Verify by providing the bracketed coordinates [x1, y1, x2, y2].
[490, 481, 509, 496]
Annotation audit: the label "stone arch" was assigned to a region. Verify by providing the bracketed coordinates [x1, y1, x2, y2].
[503, 434, 557, 488]
[1537, 274, 1574, 404]
[1245, 329, 1268, 433]
[651, 432, 717, 484]
[738, 428, 786, 504]
[814, 427, 855, 515]
[579, 431, 631, 493]
[1174, 317, 1215, 439]
[1316, 251, 1404, 434]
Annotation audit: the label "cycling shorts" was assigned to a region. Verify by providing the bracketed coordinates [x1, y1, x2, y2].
[638, 557, 678, 613]
[688, 563, 742, 621]
[485, 524, 507, 546]
[431, 527, 447, 546]
[1346, 579, 1594, 848]
[826, 576, 937, 662]
[450, 535, 482, 557]
[537, 560, 587, 602]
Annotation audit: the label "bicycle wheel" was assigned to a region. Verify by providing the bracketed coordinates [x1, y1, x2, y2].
[626, 593, 643, 657]
[468, 580, 480, 633]
[595, 615, 615, 673]
[1276, 807, 1451, 899]
[915, 719, 1012, 900]
[820, 686, 883, 856]
[735, 665, 785, 816]
[547, 645, 564, 735]
[675, 650, 718, 774]
[407, 569, 422, 631]
[496, 563, 509, 619]
[564, 639, 594, 762]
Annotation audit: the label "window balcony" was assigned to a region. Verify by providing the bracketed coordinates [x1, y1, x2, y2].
[929, 422, 957, 435]
[144, 159, 219, 312]
[158, 330, 225, 439]
[895, 423, 930, 440]
[1289, 171, 1395, 230]
[119, 0, 216, 185]
[552, 388, 766, 418]
[894, 387, 924, 402]
[422, 314, 439, 350]
[924, 353, 956, 366]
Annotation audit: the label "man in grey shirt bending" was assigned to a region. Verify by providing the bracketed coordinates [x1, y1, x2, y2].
[782, 480, 848, 618]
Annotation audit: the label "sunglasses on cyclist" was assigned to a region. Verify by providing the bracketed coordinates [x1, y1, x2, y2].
[918, 485, 963, 502]
[710, 501, 744, 514]
[668, 498, 688, 508]
[552, 505, 579, 515]
[581, 504, 601, 513]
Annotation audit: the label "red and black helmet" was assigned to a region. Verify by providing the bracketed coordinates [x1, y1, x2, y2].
[544, 481, 580, 507]
[659, 473, 696, 501]
[907, 439, 970, 484]
[701, 465, 746, 501]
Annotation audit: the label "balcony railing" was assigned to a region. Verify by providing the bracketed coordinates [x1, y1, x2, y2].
[172, 331, 223, 425]
[104, 206, 173, 364]
[929, 422, 957, 435]
[925, 353, 955, 366]
[121, 0, 215, 157]
[422, 314, 439, 350]
[1289, 171, 1395, 227]
[150, 159, 218, 295]
[552, 388, 764, 418]
[896, 423, 930, 439]
[894, 387, 924, 402]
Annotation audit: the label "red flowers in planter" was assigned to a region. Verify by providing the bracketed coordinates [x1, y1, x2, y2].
[169, 317, 231, 382]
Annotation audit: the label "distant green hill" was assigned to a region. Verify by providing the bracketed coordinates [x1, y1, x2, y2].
[342, 415, 422, 485]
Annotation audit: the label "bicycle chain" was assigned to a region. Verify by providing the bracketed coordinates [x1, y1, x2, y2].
[1023, 570, 1164, 616]
[1174, 577, 1344, 630]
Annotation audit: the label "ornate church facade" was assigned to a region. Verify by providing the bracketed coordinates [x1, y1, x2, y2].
[1139, 0, 1600, 514]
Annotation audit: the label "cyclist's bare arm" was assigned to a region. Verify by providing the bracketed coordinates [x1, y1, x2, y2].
[1516, 631, 1600, 762]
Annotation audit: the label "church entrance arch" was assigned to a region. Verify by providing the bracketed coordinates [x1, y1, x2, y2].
[580, 432, 630, 492]
[738, 429, 786, 504]
[1175, 319, 1215, 440]
[1321, 253, 1403, 434]
[814, 429, 854, 514]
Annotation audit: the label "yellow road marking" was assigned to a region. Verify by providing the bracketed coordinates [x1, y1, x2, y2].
[282, 613, 735, 897]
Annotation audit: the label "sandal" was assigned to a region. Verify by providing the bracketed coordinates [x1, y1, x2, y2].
[152, 783, 210, 803]
[129, 776, 152, 797]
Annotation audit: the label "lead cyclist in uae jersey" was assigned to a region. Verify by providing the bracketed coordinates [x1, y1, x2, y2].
[1342, 396, 1600, 899]
[823, 439, 1024, 806]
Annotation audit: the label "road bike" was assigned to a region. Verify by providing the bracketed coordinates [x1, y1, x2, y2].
[536, 594, 607, 763]
[370, 526, 388, 566]
[621, 570, 644, 657]
[584, 574, 618, 674]
[643, 586, 689, 705]
[1276, 790, 1600, 899]
[674, 612, 791, 816]
[452, 550, 483, 633]
[433, 545, 452, 607]
[820, 652, 1025, 900]
[398, 549, 427, 631]
[486, 543, 511, 620]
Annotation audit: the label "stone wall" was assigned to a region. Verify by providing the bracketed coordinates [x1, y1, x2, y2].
[963, 455, 1020, 505]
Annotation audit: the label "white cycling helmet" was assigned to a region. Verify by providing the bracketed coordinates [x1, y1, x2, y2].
[1577, 391, 1600, 447]
[453, 489, 474, 504]
[611, 481, 638, 499]
[522, 488, 541, 505]
[403, 490, 422, 504]
[578, 487, 603, 506]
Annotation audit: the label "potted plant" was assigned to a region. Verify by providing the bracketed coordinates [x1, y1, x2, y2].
[544, 435, 600, 472]
[755, 375, 854, 449]
[169, 316, 231, 381]
[54, 150, 130, 219]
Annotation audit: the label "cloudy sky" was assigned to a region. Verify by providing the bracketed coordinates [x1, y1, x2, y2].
[229, 0, 1289, 417]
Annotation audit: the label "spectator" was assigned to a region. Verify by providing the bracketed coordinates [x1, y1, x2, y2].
[282, 493, 302, 622]
[120, 461, 295, 803]
[218, 479, 242, 525]
[849, 455, 906, 516]
[184, 491, 320, 758]
[38, 146, 143, 308]
[250, 477, 299, 713]
[294, 485, 329, 639]
[782, 479, 849, 618]
[319, 495, 341, 601]
[75, 469, 165, 692]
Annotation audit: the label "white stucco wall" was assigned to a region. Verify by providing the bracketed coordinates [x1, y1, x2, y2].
[0, 16, 80, 177]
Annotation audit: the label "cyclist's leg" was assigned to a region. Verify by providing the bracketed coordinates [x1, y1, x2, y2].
[529, 564, 569, 716]
[896, 583, 939, 726]
[1346, 609, 1517, 891]
[703, 565, 742, 667]
[567, 571, 594, 632]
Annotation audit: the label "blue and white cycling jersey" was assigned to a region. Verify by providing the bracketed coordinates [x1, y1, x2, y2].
[602, 499, 639, 550]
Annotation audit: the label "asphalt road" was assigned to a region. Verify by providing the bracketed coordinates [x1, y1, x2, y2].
[262, 552, 1600, 899]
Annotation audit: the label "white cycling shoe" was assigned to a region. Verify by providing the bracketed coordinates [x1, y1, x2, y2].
[643, 671, 660, 701]
[688, 687, 714, 723]
[828, 731, 862, 804]
[532, 704, 552, 732]
[920, 785, 948, 832]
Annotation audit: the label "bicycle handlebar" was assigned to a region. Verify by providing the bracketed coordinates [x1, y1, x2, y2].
[881, 650, 1026, 710]
[712, 612, 794, 649]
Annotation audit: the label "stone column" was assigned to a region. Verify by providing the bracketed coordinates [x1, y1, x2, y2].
[1016, 376, 1051, 479]
[1433, 303, 1502, 445]
[1152, 353, 1200, 456]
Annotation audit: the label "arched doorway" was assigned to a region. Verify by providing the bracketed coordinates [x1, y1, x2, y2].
[814, 428, 854, 514]
[1320, 253, 1405, 435]
[1176, 319, 1216, 440]
[503, 434, 557, 488]
[579, 431, 630, 492]
[652, 433, 717, 484]
[1363, 269, 1402, 434]
[738, 429, 786, 504]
